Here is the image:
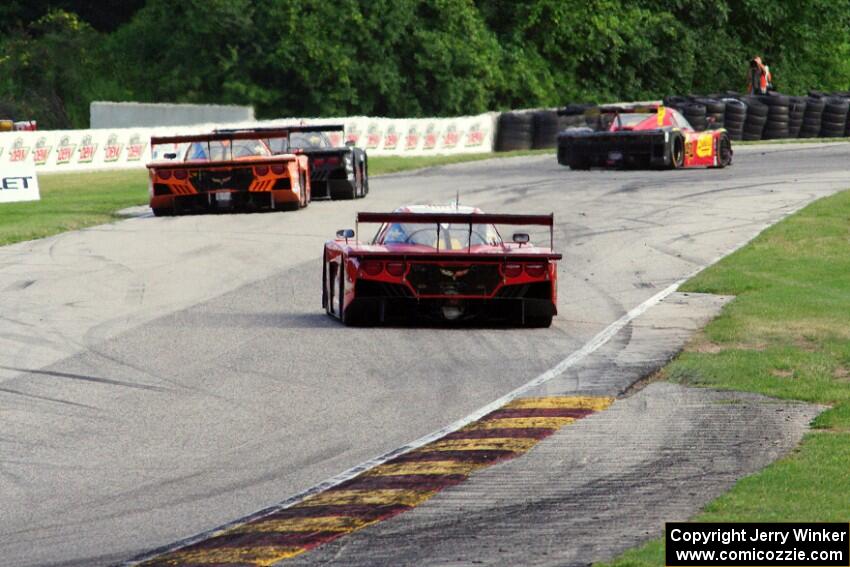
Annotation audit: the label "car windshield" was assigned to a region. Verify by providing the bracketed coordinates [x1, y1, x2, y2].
[379, 222, 502, 250]
[185, 139, 270, 161]
[289, 132, 334, 149]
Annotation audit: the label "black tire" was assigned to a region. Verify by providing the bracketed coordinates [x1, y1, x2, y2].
[715, 133, 732, 167]
[338, 261, 348, 325]
[759, 93, 790, 106]
[745, 114, 767, 127]
[497, 112, 534, 151]
[670, 134, 684, 169]
[568, 159, 591, 171]
[740, 96, 768, 117]
[300, 171, 308, 208]
[693, 97, 725, 114]
[152, 207, 172, 217]
[532, 110, 561, 149]
[821, 111, 848, 123]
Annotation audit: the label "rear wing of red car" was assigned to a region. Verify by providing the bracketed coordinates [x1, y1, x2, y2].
[355, 212, 556, 252]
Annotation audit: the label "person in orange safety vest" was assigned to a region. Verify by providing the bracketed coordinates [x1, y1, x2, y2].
[747, 56, 772, 95]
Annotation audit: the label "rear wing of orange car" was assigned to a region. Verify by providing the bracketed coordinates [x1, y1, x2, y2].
[355, 212, 557, 253]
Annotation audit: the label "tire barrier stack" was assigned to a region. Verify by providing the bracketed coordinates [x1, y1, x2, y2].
[787, 96, 807, 138]
[799, 96, 825, 138]
[531, 110, 586, 149]
[819, 96, 849, 138]
[759, 94, 791, 140]
[496, 111, 534, 151]
[738, 96, 767, 140]
[694, 97, 726, 129]
[721, 98, 747, 140]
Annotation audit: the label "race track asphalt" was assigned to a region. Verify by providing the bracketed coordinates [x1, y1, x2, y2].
[0, 142, 848, 566]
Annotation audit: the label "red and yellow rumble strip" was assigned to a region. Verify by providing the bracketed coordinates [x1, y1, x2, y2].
[142, 396, 612, 566]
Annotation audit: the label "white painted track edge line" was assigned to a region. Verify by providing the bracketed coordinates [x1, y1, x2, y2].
[121, 278, 686, 566]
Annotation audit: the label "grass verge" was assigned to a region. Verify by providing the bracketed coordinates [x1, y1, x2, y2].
[600, 190, 850, 567]
[0, 150, 552, 247]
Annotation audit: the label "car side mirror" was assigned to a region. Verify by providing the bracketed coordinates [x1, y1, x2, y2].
[336, 228, 355, 242]
[513, 232, 530, 246]
[345, 140, 355, 147]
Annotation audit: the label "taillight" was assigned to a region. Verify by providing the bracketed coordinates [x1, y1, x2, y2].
[386, 261, 405, 277]
[314, 157, 326, 167]
[255, 165, 269, 176]
[271, 164, 286, 175]
[158, 169, 172, 180]
[504, 263, 522, 278]
[361, 260, 383, 276]
[327, 156, 341, 166]
[525, 263, 547, 277]
[173, 169, 188, 180]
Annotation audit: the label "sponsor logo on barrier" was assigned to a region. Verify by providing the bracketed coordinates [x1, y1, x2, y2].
[104, 133, 123, 162]
[442, 123, 460, 149]
[346, 122, 361, 146]
[383, 125, 400, 150]
[126, 134, 146, 161]
[366, 123, 382, 149]
[9, 138, 30, 162]
[57, 136, 76, 165]
[78, 134, 97, 164]
[0, 160, 40, 203]
[405, 125, 420, 150]
[423, 123, 438, 150]
[33, 137, 52, 165]
[466, 122, 485, 146]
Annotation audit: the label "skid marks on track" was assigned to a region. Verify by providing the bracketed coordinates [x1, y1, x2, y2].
[140, 396, 613, 566]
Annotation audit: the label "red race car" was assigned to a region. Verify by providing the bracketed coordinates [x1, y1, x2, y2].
[322, 205, 562, 327]
[147, 129, 311, 216]
[557, 105, 732, 169]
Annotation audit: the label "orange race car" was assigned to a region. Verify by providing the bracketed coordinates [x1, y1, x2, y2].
[557, 105, 733, 170]
[147, 129, 311, 216]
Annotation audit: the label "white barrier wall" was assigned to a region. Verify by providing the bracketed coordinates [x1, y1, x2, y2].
[0, 113, 498, 173]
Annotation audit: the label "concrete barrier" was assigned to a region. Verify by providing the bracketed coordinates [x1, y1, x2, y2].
[90, 101, 255, 129]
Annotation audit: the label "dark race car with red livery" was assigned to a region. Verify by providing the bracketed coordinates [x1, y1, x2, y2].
[557, 104, 732, 170]
[266, 124, 369, 200]
[323, 205, 562, 327]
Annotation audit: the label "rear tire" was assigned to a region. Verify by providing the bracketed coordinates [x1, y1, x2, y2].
[338, 261, 348, 325]
[715, 133, 732, 168]
[670, 134, 685, 169]
[152, 206, 172, 217]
